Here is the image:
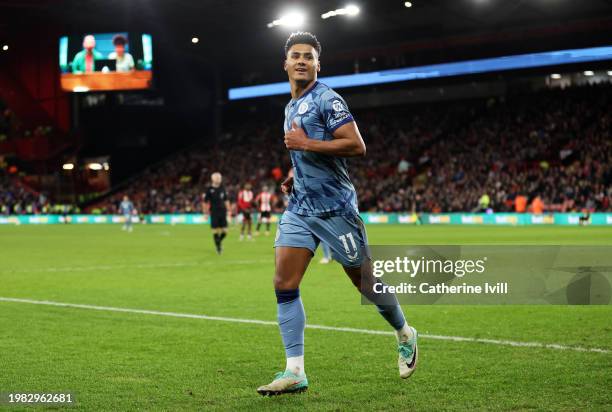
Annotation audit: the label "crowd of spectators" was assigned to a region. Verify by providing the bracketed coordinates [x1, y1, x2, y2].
[0, 169, 78, 215]
[95, 83, 609, 215]
[0, 98, 69, 215]
[91, 121, 290, 214]
[3, 83, 611, 215]
[359, 83, 611, 213]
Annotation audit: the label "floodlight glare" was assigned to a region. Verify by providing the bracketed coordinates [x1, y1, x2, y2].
[268, 12, 305, 28]
[550, 74, 561, 79]
[2, 44, 8, 51]
[191, 37, 199, 44]
[322, 5, 360, 19]
[345, 5, 360, 16]
[404, 2, 412, 8]
[62, 163, 74, 170]
[583, 70, 594, 76]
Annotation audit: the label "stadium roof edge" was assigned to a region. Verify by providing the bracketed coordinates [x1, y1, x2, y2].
[228, 45, 612, 100]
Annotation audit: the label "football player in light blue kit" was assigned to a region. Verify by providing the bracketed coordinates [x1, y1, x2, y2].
[257, 32, 418, 396]
[119, 195, 135, 232]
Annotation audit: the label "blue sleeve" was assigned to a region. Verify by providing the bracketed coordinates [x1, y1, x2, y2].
[320, 90, 354, 133]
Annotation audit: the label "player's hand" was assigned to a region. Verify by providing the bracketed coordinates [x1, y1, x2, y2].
[226, 213, 232, 225]
[281, 176, 294, 194]
[284, 120, 310, 151]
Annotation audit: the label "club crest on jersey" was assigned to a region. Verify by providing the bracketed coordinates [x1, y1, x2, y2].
[332, 100, 346, 112]
[298, 102, 309, 115]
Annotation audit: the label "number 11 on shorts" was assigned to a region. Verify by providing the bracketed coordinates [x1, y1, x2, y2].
[339, 232, 358, 260]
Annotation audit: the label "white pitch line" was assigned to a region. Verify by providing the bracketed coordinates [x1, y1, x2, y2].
[0, 297, 609, 354]
[2, 259, 273, 274]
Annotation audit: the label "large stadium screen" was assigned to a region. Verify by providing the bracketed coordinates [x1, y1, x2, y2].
[59, 32, 153, 92]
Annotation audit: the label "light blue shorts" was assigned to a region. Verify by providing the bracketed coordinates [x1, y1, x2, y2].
[274, 210, 369, 267]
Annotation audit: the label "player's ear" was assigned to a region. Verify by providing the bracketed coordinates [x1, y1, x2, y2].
[283, 59, 288, 72]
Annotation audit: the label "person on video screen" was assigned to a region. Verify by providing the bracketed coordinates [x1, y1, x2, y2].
[71, 35, 103, 74]
[108, 35, 135, 72]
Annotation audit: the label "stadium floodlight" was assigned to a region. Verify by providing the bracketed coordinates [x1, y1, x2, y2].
[191, 37, 199, 44]
[87, 163, 103, 171]
[550, 73, 562, 79]
[608, 70, 612, 76]
[346, 4, 360, 15]
[62, 163, 74, 170]
[404, 2, 412, 8]
[2, 44, 8, 51]
[583, 70, 595, 76]
[267, 11, 305, 28]
[103, 162, 110, 171]
[321, 5, 360, 19]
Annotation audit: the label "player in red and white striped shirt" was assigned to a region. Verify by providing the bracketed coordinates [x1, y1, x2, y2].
[237, 183, 255, 241]
[255, 186, 275, 236]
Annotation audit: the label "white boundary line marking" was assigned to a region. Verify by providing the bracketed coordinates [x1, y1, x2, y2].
[0, 297, 609, 354]
[2, 260, 272, 273]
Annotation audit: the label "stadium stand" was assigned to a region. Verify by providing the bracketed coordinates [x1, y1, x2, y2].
[82, 82, 610, 215]
[1, 83, 610, 215]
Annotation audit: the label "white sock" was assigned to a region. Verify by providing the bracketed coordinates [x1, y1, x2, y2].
[286, 356, 305, 375]
[395, 323, 413, 343]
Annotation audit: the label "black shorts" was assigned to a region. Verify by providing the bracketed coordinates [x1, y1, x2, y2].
[241, 210, 252, 220]
[210, 213, 228, 229]
[260, 211, 271, 219]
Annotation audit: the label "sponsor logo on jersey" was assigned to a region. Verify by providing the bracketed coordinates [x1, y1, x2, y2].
[332, 100, 345, 112]
[329, 99, 351, 127]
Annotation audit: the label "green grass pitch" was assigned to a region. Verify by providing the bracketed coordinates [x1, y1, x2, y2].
[1, 224, 611, 411]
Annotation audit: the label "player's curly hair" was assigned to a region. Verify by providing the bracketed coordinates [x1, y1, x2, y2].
[112, 34, 128, 46]
[285, 32, 322, 57]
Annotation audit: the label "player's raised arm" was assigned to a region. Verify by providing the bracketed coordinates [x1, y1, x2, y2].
[284, 120, 366, 157]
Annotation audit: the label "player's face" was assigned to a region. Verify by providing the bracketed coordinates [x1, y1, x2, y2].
[83, 35, 96, 50]
[284, 44, 320, 84]
[115, 44, 125, 57]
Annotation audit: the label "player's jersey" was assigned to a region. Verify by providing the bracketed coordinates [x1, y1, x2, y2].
[256, 192, 273, 212]
[119, 200, 134, 215]
[204, 186, 228, 214]
[237, 190, 254, 211]
[284, 81, 358, 217]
